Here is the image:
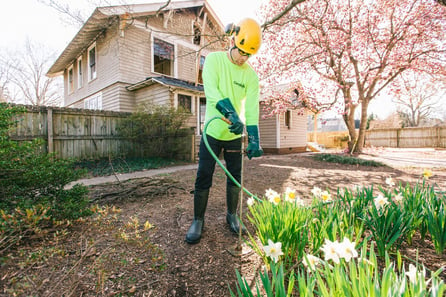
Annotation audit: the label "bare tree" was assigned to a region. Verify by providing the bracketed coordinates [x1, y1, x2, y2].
[1, 40, 62, 106]
[392, 72, 446, 127]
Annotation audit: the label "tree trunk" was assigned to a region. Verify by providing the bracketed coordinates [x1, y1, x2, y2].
[356, 99, 370, 153]
[343, 105, 357, 153]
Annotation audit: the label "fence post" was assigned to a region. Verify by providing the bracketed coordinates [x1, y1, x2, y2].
[47, 107, 53, 154]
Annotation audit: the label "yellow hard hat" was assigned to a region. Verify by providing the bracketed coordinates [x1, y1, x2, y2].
[226, 18, 262, 55]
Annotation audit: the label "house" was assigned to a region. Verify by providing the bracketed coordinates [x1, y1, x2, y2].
[259, 82, 308, 154]
[47, 0, 226, 135]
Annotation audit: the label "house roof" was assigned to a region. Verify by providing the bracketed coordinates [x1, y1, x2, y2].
[47, 0, 222, 77]
[126, 76, 204, 93]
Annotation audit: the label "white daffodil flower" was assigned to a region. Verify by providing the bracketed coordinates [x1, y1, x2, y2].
[303, 254, 322, 271]
[405, 264, 426, 284]
[374, 194, 389, 210]
[262, 239, 284, 263]
[285, 187, 296, 203]
[385, 177, 395, 187]
[320, 238, 341, 264]
[394, 192, 403, 202]
[247, 197, 255, 206]
[321, 191, 332, 203]
[311, 186, 322, 198]
[265, 189, 281, 205]
[338, 237, 358, 262]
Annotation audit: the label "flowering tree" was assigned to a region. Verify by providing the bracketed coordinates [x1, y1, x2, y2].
[254, 0, 446, 152]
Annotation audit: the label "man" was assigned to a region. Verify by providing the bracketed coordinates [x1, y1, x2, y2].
[185, 18, 263, 244]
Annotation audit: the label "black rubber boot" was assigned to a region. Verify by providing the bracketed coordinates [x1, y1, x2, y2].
[226, 185, 247, 234]
[185, 189, 209, 244]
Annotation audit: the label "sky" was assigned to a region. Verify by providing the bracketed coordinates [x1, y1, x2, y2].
[0, 0, 399, 119]
[0, 0, 265, 53]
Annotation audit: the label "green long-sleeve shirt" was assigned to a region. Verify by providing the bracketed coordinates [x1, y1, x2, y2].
[203, 51, 260, 141]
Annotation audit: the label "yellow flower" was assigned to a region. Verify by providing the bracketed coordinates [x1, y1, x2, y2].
[422, 169, 433, 179]
[144, 221, 153, 231]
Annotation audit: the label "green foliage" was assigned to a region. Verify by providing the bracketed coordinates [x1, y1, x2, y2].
[118, 103, 191, 159]
[311, 153, 385, 167]
[247, 197, 312, 268]
[0, 103, 91, 252]
[238, 180, 446, 296]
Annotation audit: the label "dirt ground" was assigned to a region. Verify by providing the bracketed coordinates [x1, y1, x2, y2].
[2, 149, 446, 296]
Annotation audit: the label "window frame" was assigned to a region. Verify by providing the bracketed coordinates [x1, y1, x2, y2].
[87, 42, 97, 82]
[67, 65, 74, 94]
[152, 36, 175, 76]
[177, 93, 193, 113]
[77, 57, 83, 89]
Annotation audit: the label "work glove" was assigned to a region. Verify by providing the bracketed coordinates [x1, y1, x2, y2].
[216, 98, 244, 135]
[246, 125, 263, 160]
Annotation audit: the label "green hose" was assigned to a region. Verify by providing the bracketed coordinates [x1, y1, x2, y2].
[203, 117, 261, 201]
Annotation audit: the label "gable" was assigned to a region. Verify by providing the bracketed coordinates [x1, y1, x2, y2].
[47, 0, 224, 77]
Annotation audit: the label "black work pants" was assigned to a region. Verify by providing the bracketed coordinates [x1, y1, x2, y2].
[194, 135, 242, 190]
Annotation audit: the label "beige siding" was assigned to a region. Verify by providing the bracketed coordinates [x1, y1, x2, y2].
[177, 44, 199, 82]
[278, 110, 307, 148]
[134, 84, 171, 107]
[65, 23, 121, 107]
[259, 115, 278, 148]
[118, 25, 152, 83]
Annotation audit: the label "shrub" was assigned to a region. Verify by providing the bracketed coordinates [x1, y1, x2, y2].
[0, 103, 91, 251]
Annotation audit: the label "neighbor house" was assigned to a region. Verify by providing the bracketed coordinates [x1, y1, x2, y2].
[47, 0, 226, 134]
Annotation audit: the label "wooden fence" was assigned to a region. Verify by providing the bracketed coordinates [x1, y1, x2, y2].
[307, 127, 446, 149]
[8, 105, 195, 161]
[365, 127, 446, 148]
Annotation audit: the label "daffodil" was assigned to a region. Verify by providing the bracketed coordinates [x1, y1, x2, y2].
[422, 169, 433, 179]
[394, 192, 403, 202]
[303, 254, 322, 271]
[247, 197, 255, 206]
[285, 187, 296, 203]
[374, 194, 389, 210]
[320, 238, 341, 264]
[265, 189, 281, 204]
[262, 239, 284, 263]
[337, 237, 358, 262]
[405, 264, 426, 284]
[385, 177, 395, 187]
[311, 186, 322, 198]
[320, 191, 332, 203]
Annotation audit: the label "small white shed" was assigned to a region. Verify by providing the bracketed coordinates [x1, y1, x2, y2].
[259, 83, 308, 154]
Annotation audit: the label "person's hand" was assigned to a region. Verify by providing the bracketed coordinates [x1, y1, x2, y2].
[246, 125, 263, 159]
[216, 98, 244, 135]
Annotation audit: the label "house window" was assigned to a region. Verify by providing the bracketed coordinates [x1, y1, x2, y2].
[84, 92, 102, 110]
[68, 66, 74, 93]
[198, 55, 205, 84]
[77, 57, 83, 89]
[178, 94, 192, 112]
[88, 43, 97, 81]
[285, 110, 291, 129]
[193, 22, 201, 45]
[153, 38, 174, 76]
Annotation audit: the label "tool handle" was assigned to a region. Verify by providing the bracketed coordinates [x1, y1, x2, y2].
[221, 117, 232, 125]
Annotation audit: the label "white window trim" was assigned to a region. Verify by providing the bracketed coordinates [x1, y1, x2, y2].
[84, 92, 103, 110]
[151, 35, 177, 77]
[67, 65, 74, 94]
[87, 42, 97, 82]
[77, 57, 83, 89]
